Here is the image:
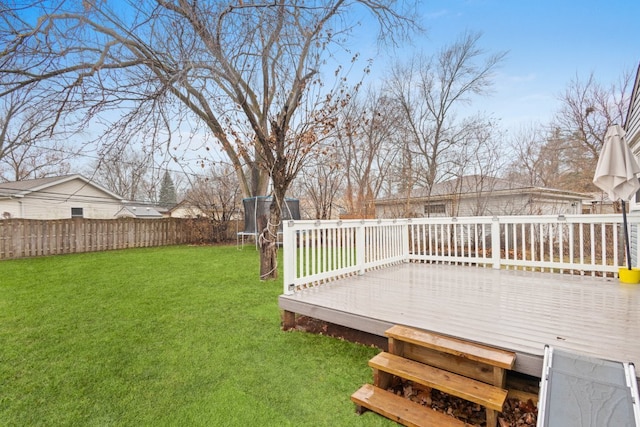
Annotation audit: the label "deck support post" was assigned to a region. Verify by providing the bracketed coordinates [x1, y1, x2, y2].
[486, 409, 498, 427]
[372, 368, 392, 390]
[282, 310, 296, 330]
[493, 366, 507, 388]
[387, 337, 404, 357]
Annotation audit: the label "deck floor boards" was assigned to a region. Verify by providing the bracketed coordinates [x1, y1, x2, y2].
[279, 263, 640, 377]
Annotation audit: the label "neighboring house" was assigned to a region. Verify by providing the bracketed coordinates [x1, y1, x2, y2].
[0, 174, 125, 220]
[375, 175, 589, 219]
[167, 200, 208, 218]
[115, 205, 164, 219]
[168, 200, 244, 221]
[584, 192, 616, 214]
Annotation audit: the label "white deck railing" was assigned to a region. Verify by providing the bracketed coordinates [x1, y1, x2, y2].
[283, 214, 640, 294]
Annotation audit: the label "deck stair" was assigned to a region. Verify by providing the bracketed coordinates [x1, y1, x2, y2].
[352, 325, 516, 427]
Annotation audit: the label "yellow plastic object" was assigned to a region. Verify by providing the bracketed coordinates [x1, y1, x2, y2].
[618, 267, 640, 284]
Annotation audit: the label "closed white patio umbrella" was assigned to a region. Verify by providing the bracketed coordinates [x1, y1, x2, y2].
[593, 124, 640, 270]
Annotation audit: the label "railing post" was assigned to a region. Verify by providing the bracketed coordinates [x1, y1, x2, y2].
[631, 213, 640, 269]
[283, 220, 296, 295]
[491, 216, 501, 270]
[403, 220, 410, 262]
[357, 220, 366, 275]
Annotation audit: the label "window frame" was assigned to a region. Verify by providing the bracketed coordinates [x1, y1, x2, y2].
[424, 203, 446, 215]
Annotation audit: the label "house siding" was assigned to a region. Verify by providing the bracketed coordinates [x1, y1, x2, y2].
[0, 180, 122, 219]
[0, 199, 22, 219]
[170, 206, 204, 218]
[628, 102, 640, 148]
[376, 193, 581, 219]
[627, 64, 640, 217]
[626, 65, 640, 151]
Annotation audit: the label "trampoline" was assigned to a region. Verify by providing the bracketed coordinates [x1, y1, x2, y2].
[237, 196, 300, 248]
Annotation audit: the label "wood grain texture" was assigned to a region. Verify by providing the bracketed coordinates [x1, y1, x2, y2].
[386, 325, 516, 369]
[351, 384, 467, 427]
[280, 263, 640, 378]
[369, 352, 508, 411]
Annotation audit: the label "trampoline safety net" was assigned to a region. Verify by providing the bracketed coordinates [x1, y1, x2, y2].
[242, 196, 300, 234]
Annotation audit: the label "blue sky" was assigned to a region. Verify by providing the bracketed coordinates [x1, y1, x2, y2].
[361, 0, 640, 131]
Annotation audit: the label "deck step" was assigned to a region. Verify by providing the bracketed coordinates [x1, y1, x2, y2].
[386, 325, 516, 370]
[351, 383, 466, 427]
[370, 352, 508, 411]
[354, 325, 515, 427]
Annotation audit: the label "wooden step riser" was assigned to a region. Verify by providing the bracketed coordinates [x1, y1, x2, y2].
[370, 352, 508, 412]
[386, 325, 516, 370]
[394, 339, 501, 386]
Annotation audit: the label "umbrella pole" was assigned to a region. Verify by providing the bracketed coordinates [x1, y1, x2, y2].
[622, 200, 633, 270]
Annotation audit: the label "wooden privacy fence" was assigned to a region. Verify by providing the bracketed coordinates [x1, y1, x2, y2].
[0, 218, 235, 260]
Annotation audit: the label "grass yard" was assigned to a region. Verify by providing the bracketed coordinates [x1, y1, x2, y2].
[0, 245, 393, 426]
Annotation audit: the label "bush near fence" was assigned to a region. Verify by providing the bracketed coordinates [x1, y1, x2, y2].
[0, 218, 244, 260]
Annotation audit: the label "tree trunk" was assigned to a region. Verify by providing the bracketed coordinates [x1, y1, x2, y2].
[258, 197, 281, 280]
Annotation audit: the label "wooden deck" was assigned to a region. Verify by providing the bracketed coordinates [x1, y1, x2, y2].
[279, 263, 640, 378]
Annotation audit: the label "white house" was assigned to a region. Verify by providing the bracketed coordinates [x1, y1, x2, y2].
[167, 200, 208, 218]
[0, 174, 125, 220]
[375, 175, 590, 219]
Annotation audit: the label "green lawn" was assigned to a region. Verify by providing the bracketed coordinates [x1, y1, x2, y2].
[0, 245, 392, 426]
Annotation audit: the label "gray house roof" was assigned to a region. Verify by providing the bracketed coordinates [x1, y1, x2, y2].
[376, 175, 590, 205]
[0, 174, 125, 201]
[116, 205, 164, 218]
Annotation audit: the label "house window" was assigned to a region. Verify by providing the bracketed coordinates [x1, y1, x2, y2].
[424, 203, 446, 215]
[71, 207, 84, 218]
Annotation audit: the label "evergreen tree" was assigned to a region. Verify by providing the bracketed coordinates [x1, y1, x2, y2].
[159, 170, 177, 208]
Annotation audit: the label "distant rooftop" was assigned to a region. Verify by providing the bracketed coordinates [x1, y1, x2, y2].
[377, 175, 590, 204]
[0, 174, 125, 201]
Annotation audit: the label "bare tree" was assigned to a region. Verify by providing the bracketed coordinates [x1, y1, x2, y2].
[184, 163, 241, 241]
[338, 89, 401, 218]
[446, 116, 504, 216]
[552, 71, 633, 192]
[1, 1, 417, 278]
[506, 70, 632, 194]
[296, 148, 344, 219]
[0, 145, 72, 181]
[89, 148, 155, 201]
[505, 124, 568, 189]
[505, 124, 546, 187]
[0, 87, 76, 181]
[386, 31, 506, 199]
